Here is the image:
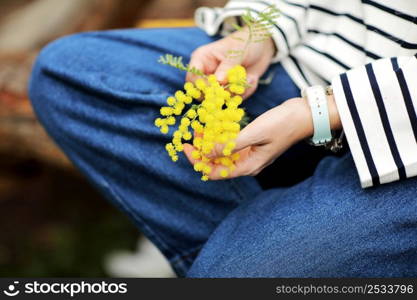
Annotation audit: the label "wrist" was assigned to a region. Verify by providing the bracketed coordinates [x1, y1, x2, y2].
[238, 25, 276, 62]
[284, 97, 313, 142]
[285, 94, 342, 142]
[265, 36, 276, 61]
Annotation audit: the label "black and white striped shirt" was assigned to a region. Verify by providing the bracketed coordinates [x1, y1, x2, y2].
[195, 0, 417, 188]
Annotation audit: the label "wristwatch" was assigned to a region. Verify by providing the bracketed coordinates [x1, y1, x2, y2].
[302, 85, 344, 153]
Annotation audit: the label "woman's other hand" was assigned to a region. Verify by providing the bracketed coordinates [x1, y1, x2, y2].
[186, 27, 276, 99]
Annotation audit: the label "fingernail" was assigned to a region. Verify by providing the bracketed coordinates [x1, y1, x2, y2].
[216, 72, 226, 81]
[247, 75, 256, 84]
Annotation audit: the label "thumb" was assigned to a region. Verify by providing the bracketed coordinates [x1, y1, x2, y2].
[241, 74, 259, 99]
[241, 61, 271, 99]
[208, 121, 261, 158]
[186, 59, 205, 83]
[214, 60, 237, 84]
[233, 124, 260, 153]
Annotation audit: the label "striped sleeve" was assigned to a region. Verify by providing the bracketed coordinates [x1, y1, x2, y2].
[332, 55, 417, 188]
[194, 0, 308, 62]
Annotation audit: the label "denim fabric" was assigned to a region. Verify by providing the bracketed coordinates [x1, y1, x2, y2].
[29, 28, 417, 277]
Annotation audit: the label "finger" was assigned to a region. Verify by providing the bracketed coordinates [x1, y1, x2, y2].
[241, 74, 259, 100]
[204, 116, 264, 160]
[185, 142, 268, 180]
[194, 131, 203, 139]
[186, 59, 205, 83]
[241, 60, 270, 99]
[183, 143, 197, 165]
[186, 47, 218, 82]
[214, 60, 238, 84]
[184, 143, 233, 180]
[208, 147, 263, 180]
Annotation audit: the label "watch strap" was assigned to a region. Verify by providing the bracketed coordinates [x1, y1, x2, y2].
[302, 85, 333, 145]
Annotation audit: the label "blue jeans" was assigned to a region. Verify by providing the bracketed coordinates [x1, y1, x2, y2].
[29, 28, 417, 277]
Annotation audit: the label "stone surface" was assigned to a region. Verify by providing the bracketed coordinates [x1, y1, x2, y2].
[0, 0, 96, 52]
[0, 0, 148, 167]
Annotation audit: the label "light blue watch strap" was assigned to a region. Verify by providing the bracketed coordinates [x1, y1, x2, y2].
[302, 85, 332, 145]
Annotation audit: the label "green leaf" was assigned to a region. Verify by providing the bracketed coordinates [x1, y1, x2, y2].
[231, 36, 245, 41]
[232, 23, 243, 31]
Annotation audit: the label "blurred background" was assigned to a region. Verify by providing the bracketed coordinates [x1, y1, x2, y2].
[0, 0, 226, 277]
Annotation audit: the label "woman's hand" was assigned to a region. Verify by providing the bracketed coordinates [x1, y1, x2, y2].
[184, 95, 342, 180]
[186, 27, 276, 99]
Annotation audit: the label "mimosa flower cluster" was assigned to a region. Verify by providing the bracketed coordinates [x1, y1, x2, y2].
[154, 65, 247, 181]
